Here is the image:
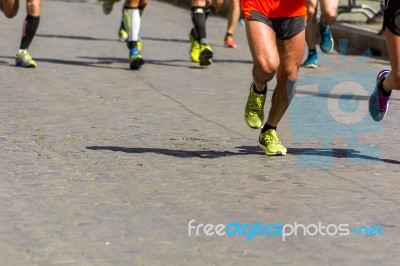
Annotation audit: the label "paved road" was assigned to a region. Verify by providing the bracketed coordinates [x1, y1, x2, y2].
[1, 0, 400, 265]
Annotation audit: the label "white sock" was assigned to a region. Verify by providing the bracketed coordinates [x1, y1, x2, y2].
[123, 8, 140, 42]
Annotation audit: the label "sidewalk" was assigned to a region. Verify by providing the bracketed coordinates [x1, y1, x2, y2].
[333, 0, 387, 56]
[1, 0, 400, 265]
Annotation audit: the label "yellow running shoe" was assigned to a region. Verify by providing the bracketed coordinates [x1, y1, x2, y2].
[259, 129, 287, 156]
[199, 44, 213, 66]
[118, 28, 128, 42]
[189, 32, 200, 63]
[137, 38, 142, 52]
[129, 47, 144, 70]
[119, 28, 143, 51]
[15, 50, 37, 68]
[244, 81, 266, 129]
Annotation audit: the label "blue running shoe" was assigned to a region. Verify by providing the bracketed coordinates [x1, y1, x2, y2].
[129, 47, 144, 70]
[302, 50, 318, 68]
[369, 70, 391, 121]
[319, 21, 334, 53]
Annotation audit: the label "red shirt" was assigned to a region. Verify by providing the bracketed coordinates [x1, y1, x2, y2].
[242, 0, 307, 18]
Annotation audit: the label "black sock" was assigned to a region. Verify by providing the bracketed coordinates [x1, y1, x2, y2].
[252, 83, 267, 95]
[191, 7, 207, 42]
[261, 124, 276, 134]
[138, 5, 146, 16]
[190, 28, 198, 39]
[378, 78, 391, 97]
[20, 15, 40, 50]
[120, 19, 125, 30]
[128, 41, 138, 49]
[204, 6, 210, 19]
[308, 48, 317, 56]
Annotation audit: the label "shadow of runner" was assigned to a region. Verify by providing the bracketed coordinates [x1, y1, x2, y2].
[288, 148, 400, 165]
[86, 145, 264, 159]
[86, 145, 399, 164]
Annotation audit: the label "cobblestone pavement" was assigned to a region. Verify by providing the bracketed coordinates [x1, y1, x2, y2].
[1, 0, 400, 265]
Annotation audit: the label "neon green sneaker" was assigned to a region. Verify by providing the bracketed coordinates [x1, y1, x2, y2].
[118, 28, 128, 42]
[129, 47, 144, 70]
[118, 28, 142, 51]
[137, 38, 142, 52]
[244, 81, 266, 129]
[189, 32, 200, 63]
[259, 129, 287, 156]
[199, 44, 213, 66]
[15, 50, 37, 68]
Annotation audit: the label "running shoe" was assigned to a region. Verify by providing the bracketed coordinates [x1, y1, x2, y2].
[189, 32, 200, 63]
[137, 38, 142, 52]
[302, 51, 318, 68]
[259, 129, 287, 156]
[244, 81, 266, 129]
[103, 0, 115, 15]
[199, 44, 213, 66]
[224, 35, 237, 48]
[15, 50, 37, 68]
[129, 47, 144, 70]
[118, 27, 128, 42]
[369, 69, 391, 121]
[319, 21, 334, 53]
[120, 33, 143, 52]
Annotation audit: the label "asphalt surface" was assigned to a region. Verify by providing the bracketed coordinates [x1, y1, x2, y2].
[1, 0, 400, 265]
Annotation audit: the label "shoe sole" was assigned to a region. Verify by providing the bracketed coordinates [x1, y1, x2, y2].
[119, 36, 128, 42]
[16, 62, 37, 68]
[258, 143, 286, 156]
[302, 63, 318, 68]
[320, 37, 334, 53]
[199, 49, 213, 66]
[130, 58, 144, 70]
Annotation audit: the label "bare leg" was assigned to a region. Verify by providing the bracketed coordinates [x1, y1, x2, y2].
[26, 0, 40, 16]
[305, 0, 317, 51]
[320, 0, 338, 27]
[245, 20, 279, 92]
[226, 0, 239, 35]
[383, 29, 400, 91]
[267, 30, 305, 127]
[1, 0, 19, 18]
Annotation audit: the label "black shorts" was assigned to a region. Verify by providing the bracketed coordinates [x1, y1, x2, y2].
[246, 11, 306, 40]
[383, 0, 400, 36]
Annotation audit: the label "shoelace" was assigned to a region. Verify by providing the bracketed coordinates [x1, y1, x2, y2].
[262, 131, 281, 145]
[249, 93, 264, 110]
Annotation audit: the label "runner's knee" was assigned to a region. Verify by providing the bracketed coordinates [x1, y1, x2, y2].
[26, 0, 40, 16]
[321, 10, 337, 26]
[254, 60, 278, 81]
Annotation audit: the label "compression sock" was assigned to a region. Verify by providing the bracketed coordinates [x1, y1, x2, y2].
[124, 7, 141, 48]
[20, 15, 40, 50]
[191, 6, 207, 44]
[261, 124, 276, 134]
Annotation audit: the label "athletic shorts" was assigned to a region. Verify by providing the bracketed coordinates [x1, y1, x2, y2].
[245, 11, 306, 40]
[241, 0, 307, 19]
[383, 0, 400, 36]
